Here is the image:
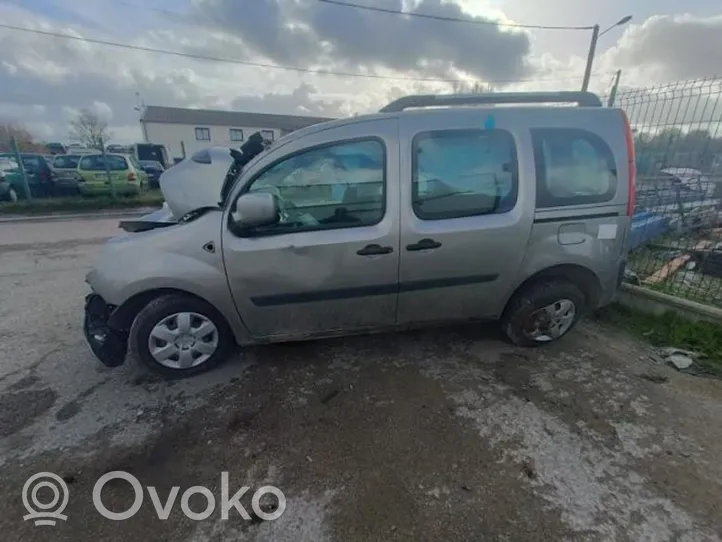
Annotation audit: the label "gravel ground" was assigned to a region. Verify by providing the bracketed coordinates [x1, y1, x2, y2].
[1, 217, 722, 541]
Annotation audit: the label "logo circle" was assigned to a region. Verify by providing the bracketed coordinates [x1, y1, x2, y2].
[22, 472, 70, 516]
[31, 482, 60, 510]
[251, 486, 286, 521]
[92, 471, 144, 521]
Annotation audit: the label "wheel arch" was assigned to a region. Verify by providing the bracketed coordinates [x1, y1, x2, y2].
[502, 263, 602, 319]
[108, 287, 241, 344]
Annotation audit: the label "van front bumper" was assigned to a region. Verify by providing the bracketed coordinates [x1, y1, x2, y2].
[83, 293, 128, 367]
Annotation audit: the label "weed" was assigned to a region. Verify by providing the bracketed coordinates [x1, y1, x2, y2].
[595, 304, 722, 376]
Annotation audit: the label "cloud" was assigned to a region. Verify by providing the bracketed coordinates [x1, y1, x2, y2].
[2, 0, 722, 146]
[600, 14, 722, 84]
[191, 0, 532, 81]
[231, 83, 347, 117]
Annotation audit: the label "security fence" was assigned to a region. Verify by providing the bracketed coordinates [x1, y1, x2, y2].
[610, 77, 722, 308]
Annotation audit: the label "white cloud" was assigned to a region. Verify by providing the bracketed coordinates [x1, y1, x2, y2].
[0, 0, 720, 143]
[597, 14, 722, 86]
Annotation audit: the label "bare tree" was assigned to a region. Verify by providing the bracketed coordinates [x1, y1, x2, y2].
[450, 81, 497, 94]
[68, 108, 112, 150]
[0, 122, 45, 153]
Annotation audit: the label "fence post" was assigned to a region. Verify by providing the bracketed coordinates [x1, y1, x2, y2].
[10, 136, 32, 201]
[100, 138, 117, 200]
[607, 70, 622, 107]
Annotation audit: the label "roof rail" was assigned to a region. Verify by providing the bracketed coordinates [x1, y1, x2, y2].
[379, 91, 602, 113]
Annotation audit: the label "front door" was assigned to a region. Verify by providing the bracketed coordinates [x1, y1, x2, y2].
[222, 119, 401, 339]
[396, 113, 534, 324]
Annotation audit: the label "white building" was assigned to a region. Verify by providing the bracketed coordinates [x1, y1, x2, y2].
[139, 106, 334, 162]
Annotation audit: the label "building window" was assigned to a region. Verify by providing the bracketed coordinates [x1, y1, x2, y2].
[531, 128, 618, 208]
[195, 127, 211, 141]
[412, 129, 518, 220]
[229, 129, 244, 142]
[261, 130, 275, 142]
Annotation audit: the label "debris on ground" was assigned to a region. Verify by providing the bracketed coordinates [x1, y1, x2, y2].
[658, 346, 700, 371]
[637, 372, 670, 384]
[623, 268, 641, 285]
[644, 241, 711, 285]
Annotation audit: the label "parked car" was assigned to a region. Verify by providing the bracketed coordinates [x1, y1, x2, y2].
[139, 160, 165, 189]
[45, 142, 68, 155]
[83, 91, 636, 378]
[51, 154, 84, 196]
[133, 143, 170, 169]
[106, 144, 130, 154]
[76, 153, 148, 196]
[0, 157, 22, 202]
[0, 153, 54, 197]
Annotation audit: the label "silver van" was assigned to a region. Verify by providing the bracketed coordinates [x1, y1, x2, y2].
[84, 92, 636, 378]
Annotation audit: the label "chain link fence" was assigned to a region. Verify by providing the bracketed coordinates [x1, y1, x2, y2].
[610, 77, 722, 308]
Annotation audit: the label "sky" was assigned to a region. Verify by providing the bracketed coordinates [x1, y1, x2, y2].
[0, 0, 721, 143]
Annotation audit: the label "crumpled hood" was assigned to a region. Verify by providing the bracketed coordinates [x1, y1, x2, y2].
[159, 147, 235, 219]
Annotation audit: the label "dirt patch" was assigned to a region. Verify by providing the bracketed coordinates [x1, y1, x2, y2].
[7, 374, 42, 391]
[55, 379, 110, 422]
[0, 388, 58, 437]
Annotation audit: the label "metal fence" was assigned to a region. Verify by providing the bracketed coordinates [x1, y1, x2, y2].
[610, 77, 722, 308]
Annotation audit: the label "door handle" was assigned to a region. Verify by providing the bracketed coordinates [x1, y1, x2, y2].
[356, 244, 394, 256]
[406, 238, 442, 251]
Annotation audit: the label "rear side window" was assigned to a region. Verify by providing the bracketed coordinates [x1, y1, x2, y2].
[532, 128, 617, 208]
[412, 129, 518, 220]
[53, 155, 80, 168]
[79, 155, 129, 171]
[128, 156, 142, 170]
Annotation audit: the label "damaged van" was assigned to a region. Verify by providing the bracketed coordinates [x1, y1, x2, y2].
[84, 92, 635, 378]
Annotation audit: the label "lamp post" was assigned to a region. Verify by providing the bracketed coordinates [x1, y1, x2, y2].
[581, 15, 632, 92]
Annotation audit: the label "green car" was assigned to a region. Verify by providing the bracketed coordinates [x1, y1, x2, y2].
[0, 156, 32, 201]
[0, 154, 46, 199]
[77, 154, 148, 196]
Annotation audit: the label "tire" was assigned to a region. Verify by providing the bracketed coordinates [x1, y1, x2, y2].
[501, 280, 586, 347]
[129, 293, 236, 379]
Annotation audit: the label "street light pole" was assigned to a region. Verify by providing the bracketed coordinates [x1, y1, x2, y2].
[581, 24, 600, 92]
[581, 16, 632, 92]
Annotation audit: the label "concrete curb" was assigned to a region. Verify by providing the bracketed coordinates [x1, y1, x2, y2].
[618, 283, 722, 324]
[0, 208, 158, 224]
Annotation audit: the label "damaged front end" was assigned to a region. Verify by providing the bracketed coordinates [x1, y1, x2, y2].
[83, 294, 128, 367]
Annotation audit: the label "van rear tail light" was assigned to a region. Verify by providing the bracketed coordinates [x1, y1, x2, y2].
[621, 110, 636, 216]
[127, 172, 138, 182]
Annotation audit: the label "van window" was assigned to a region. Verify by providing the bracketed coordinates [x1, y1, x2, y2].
[412, 129, 518, 220]
[53, 155, 80, 169]
[79, 155, 129, 171]
[532, 128, 617, 208]
[241, 138, 385, 234]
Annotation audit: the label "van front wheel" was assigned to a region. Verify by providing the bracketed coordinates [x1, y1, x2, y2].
[129, 293, 236, 378]
[501, 280, 585, 347]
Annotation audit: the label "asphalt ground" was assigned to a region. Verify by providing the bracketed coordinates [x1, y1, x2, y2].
[1, 216, 721, 541]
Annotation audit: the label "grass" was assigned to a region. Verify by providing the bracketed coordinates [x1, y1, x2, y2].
[0, 190, 165, 215]
[595, 304, 722, 377]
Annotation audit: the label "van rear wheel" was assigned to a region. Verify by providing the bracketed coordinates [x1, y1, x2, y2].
[501, 280, 585, 347]
[129, 293, 235, 378]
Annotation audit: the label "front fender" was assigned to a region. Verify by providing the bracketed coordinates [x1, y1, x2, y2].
[85, 214, 252, 344]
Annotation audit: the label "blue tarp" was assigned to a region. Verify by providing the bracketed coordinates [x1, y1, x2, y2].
[629, 210, 671, 250]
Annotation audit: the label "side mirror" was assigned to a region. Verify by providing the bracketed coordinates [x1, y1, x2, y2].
[232, 192, 279, 228]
